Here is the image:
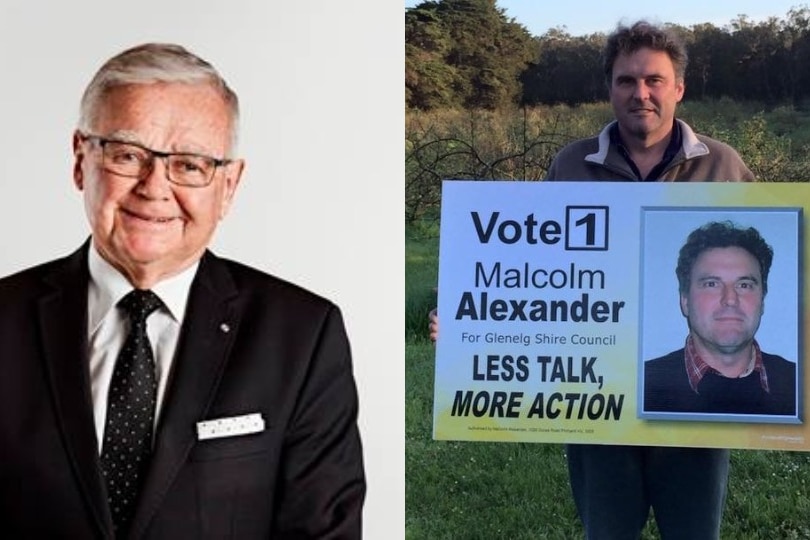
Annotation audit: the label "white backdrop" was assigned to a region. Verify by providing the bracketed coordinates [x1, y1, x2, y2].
[0, 0, 404, 536]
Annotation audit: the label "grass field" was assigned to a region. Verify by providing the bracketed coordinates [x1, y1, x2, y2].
[406, 229, 810, 539]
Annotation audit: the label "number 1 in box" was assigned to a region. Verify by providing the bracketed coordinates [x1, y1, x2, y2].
[565, 206, 609, 251]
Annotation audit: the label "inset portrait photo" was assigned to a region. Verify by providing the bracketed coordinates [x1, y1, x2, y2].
[638, 208, 801, 424]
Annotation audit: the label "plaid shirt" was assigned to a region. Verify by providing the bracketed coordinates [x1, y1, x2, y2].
[683, 335, 770, 394]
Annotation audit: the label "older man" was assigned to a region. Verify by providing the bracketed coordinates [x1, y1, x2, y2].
[0, 43, 364, 539]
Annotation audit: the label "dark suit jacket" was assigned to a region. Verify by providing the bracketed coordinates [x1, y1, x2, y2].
[0, 243, 365, 539]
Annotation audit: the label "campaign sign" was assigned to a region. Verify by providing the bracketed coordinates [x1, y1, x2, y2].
[433, 181, 808, 451]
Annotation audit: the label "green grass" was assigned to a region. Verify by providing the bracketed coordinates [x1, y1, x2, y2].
[405, 225, 440, 340]
[407, 338, 584, 539]
[406, 230, 810, 539]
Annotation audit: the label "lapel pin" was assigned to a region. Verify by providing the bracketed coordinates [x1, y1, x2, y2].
[219, 323, 231, 333]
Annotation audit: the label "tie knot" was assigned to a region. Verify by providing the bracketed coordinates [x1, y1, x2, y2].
[118, 289, 162, 323]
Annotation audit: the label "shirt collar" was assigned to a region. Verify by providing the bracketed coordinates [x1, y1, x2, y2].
[683, 334, 769, 394]
[609, 119, 682, 180]
[87, 243, 199, 334]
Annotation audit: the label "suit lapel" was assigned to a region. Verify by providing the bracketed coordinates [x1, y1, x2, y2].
[38, 243, 114, 538]
[129, 251, 241, 539]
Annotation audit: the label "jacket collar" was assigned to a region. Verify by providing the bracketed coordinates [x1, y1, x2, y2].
[585, 118, 710, 166]
[39, 241, 112, 537]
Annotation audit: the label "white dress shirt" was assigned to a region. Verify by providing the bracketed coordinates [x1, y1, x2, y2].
[87, 245, 198, 453]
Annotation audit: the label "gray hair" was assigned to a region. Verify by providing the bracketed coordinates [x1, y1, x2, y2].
[78, 43, 240, 154]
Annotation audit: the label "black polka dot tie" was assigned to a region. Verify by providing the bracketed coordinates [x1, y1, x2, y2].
[100, 289, 163, 536]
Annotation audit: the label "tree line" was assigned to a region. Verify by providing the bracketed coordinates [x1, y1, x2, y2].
[405, 0, 810, 109]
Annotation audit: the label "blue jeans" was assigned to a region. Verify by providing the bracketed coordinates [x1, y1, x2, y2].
[566, 444, 730, 540]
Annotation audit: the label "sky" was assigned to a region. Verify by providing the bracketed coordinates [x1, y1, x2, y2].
[404, 0, 810, 37]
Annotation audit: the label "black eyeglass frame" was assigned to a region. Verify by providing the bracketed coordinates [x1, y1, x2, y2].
[79, 133, 232, 187]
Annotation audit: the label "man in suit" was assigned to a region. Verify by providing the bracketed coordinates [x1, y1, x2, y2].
[644, 220, 796, 417]
[0, 43, 365, 539]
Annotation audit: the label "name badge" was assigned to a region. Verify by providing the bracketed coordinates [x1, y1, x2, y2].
[196, 413, 265, 440]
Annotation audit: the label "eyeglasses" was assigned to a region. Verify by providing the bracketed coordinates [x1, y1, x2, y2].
[81, 134, 232, 187]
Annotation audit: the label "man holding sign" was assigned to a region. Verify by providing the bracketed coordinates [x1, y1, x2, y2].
[548, 21, 753, 540]
[430, 19, 755, 539]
